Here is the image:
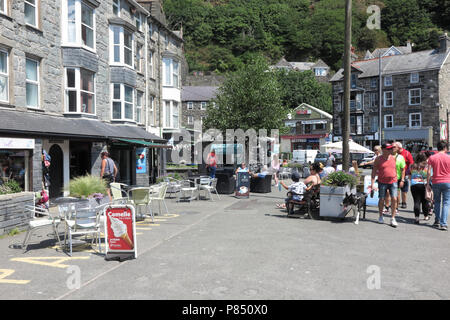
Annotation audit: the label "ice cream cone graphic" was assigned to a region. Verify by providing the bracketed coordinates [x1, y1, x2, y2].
[120, 232, 134, 249]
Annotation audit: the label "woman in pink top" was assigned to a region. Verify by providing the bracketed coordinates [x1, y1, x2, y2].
[426, 141, 450, 230]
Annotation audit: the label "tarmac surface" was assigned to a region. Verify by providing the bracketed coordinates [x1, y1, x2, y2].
[0, 173, 449, 300]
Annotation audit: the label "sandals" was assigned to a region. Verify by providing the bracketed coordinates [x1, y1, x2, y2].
[276, 203, 286, 209]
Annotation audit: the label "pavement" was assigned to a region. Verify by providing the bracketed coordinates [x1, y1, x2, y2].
[0, 173, 450, 300]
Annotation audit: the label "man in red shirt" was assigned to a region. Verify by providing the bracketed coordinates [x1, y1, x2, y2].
[426, 141, 450, 230]
[395, 142, 414, 209]
[206, 149, 217, 178]
[370, 142, 399, 227]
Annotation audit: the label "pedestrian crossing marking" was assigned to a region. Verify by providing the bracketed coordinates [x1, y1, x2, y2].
[0, 269, 30, 285]
[11, 257, 89, 269]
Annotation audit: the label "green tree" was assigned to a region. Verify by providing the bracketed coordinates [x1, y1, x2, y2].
[204, 54, 288, 132]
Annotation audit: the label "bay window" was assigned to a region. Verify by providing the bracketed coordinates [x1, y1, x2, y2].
[135, 43, 143, 73]
[62, 0, 95, 50]
[162, 57, 180, 88]
[110, 25, 134, 67]
[1, 0, 7, 15]
[65, 68, 95, 114]
[26, 58, 39, 108]
[112, 83, 134, 121]
[0, 50, 8, 103]
[112, 0, 120, 16]
[163, 100, 180, 128]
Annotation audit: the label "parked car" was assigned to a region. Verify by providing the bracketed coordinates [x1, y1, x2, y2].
[314, 153, 329, 165]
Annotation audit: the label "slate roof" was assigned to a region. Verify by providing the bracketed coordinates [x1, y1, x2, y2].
[0, 109, 165, 142]
[330, 48, 450, 82]
[181, 86, 218, 101]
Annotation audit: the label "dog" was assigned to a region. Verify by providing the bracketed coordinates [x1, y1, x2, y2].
[341, 192, 367, 225]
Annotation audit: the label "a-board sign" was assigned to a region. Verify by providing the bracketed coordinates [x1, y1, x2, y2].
[235, 172, 250, 198]
[104, 205, 137, 259]
[364, 175, 379, 207]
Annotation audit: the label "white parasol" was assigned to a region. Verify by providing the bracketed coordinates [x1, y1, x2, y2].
[322, 140, 374, 154]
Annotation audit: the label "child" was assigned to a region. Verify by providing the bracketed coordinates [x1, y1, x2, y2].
[276, 172, 307, 213]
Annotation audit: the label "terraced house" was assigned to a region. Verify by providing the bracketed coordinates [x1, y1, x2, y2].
[331, 34, 450, 152]
[0, 0, 183, 197]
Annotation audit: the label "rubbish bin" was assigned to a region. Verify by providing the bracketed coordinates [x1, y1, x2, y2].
[215, 169, 236, 194]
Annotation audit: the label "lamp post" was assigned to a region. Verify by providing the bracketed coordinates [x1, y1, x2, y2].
[342, 0, 352, 172]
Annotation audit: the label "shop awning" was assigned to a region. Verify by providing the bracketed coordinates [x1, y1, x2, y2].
[115, 138, 172, 148]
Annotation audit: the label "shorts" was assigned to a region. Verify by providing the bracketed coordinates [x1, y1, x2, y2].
[378, 182, 398, 199]
[397, 177, 409, 193]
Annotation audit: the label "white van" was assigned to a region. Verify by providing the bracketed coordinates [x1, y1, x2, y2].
[292, 150, 318, 164]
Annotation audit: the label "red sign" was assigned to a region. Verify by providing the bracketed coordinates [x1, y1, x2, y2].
[105, 206, 137, 256]
[296, 109, 311, 115]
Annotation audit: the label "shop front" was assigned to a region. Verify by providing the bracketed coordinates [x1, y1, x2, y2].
[383, 126, 433, 153]
[0, 137, 34, 191]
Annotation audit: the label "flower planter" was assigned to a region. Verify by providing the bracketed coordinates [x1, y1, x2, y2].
[0, 192, 35, 235]
[320, 185, 356, 218]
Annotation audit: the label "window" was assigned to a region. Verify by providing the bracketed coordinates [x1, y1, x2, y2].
[314, 123, 325, 130]
[136, 91, 143, 123]
[65, 68, 95, 114]
[384, 114, 394, 128]
[384, 91, 393, 107]
[25, 0, 38, 27]
[135, 43, 143, 73]
[149, 51, 154, 78]
[369, 92, 378, 108]
[409, 113, 421, 128]
[315, 68, 327, 76]
[350, 115, 363, 134]
[111, 84, 134, 120]
[333, 95, 341, 112]
[201, 101, 207, 110]
[26, 58, 39, 108]
[187, 102, 193, 110]
[0, 50, 8, 102]
[164, 101, 171, 127]
[384, 75, 392, 87]
[63, 0, 95, 50]
[351, 74, 357, 89]
[370, 116, 379, 132]
[149, 95, 155, 125]
[162, 58, 180, 87]
[0, 0, 7, 14]
[409, 88, 421, 105]
[187, 116, 193, 125]
[110, 26, 133, 67]
[410, 72, 419, 84]
[112, 0, 120, 16]
[173, 102, 179, 129]
[135, 12, 142, 32]
[370, 78, 378, 88]
[149, 22, 153, 39]
[163, 100, 180, 128]
[163, 33, 169, 48]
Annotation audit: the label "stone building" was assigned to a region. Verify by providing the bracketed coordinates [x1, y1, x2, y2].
[0, 0, 182, 196]
[270, 57, 331, 82]
[181, 86, 218, 130]
[330, 35, 450, 152]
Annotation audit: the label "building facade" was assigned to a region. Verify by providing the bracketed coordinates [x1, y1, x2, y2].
[280, 103, 332, 155]
[330, 35, 450, 152]
[181, 86, 217, 130]
[0, 0, 181, 196]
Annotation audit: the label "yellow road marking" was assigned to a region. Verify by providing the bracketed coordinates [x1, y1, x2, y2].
[0, 269, 30, 284]
[136, 222, 160, 226]
[136, 227, 152, 230]
[11, 257, 90, 269]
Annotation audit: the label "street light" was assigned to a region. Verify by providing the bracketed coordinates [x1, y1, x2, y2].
[342, 0, 352, 172]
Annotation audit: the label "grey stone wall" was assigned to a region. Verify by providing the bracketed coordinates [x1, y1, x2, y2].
[32, 139, 43, 191]
[182, 101, 207, 129]
[0, 192, 34, 235]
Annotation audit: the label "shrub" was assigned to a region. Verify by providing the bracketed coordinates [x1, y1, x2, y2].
[156, 172, 184, 183]
[66, 174, 107, 198]
[0, 179, 23, 195]
[321, 171, 357, 188]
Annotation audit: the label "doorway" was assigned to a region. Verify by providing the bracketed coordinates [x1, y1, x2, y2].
[49, 144, 64, 198]
[70, 141, 92, 178]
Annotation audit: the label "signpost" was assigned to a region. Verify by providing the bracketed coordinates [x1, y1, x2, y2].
[235, 172, 250, 198]
[104, 205, 137, 260]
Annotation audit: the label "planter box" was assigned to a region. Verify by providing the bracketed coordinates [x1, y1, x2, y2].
[0, 192, 34, 235]
[320, 185, 356, 218]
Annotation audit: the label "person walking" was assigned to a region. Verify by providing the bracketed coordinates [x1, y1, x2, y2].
[271, 154, 280, 186]
[370, 142, 398, 227]
[100, 151, 118, 202]
[409, 153, 430, 224]
[393, 143, 406, 213]
[426, 141, 450, 231]
[206, 149, 218, 178]
[395, 142, 414, 209]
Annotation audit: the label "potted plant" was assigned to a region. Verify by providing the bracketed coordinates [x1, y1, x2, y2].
[65, 174, 107, 202]
[320, 171, 357, 218]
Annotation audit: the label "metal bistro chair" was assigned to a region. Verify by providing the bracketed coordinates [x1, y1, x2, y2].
[199, 177, 220, 201]
[177, 180, 197, 203]
[129, 187, 153, 222]
[62, 203, 104, 256]
[149, 183, 169, 215]
[21, 205, 62, 252]
[110, 182, 130, 204]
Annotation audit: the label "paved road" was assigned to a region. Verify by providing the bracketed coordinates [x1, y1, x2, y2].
[0, 176, 449, 300]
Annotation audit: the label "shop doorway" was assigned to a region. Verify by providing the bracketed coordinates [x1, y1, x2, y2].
[70, 141, 92, 178]
[109, 148, 135, 185]
[49, 144, 64, 198]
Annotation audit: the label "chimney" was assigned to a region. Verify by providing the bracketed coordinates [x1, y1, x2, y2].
[406, 40, 412, 53]
[439, 33, 450, 53]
